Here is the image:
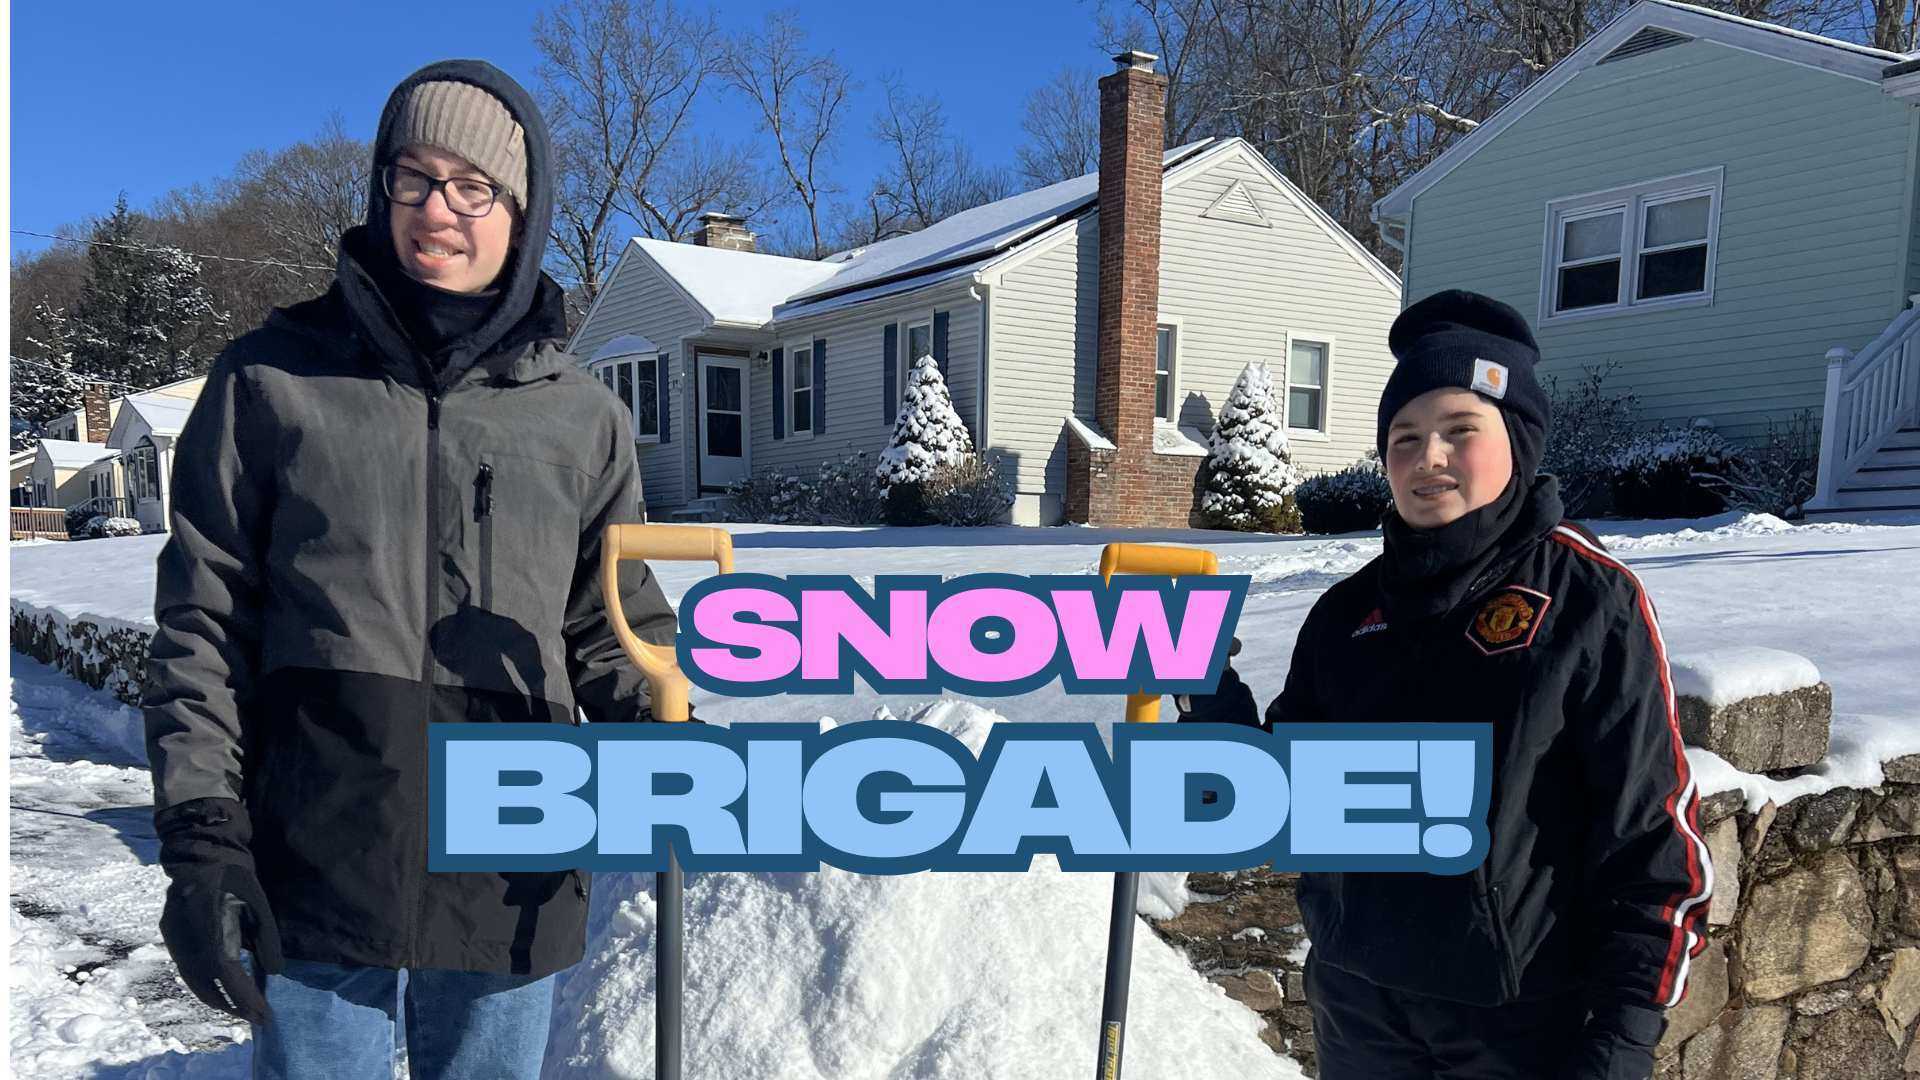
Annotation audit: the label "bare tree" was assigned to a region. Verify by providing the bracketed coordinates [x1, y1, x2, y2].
[534, 0, 730, 297]
[1868, 0, 1918, 50]
[228, 114, 367, 293]
[855, 75, 1016, 243]
[1016, 67, 1103, 185]
[721, 11, 853, 259]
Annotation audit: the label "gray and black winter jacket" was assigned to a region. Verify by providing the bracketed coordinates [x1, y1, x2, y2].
[142, 60, 677, 978]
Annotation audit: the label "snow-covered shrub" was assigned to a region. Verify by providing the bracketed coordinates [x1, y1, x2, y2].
[879, 354, 973, 525]
[814, 451, 889, 526]
[924, 453, 1014, 526]
[1295, 453, 1392, 534]
[64, 505, 97, 539]
[1697, 410, 1818, 519]
[87, 516, 143, 539]
[726, 468, 818, 524]
[1609, 419, 1740, 519]
[1542, 363, 1638, 516]
[1199, 362, 1302, 533]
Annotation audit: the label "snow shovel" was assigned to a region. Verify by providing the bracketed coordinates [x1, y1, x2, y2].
[1092, 541, 1219, 1080]
[602, 522, 735, 1080]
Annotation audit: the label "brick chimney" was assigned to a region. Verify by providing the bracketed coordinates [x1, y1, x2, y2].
[692, 212, 756, 252]
[81, 381, 111, 444]
[1065, 49, 1202, 527]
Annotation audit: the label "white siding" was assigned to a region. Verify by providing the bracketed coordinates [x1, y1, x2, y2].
[1158, 151, 1400, 474]
[986, 144, 1401, 521]
[569, 249, 704, 510]
[746, 284, 984, 481]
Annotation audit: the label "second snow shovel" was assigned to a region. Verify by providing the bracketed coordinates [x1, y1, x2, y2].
[1092, 541, 1218, 1080]
[603, 522, 734, 1080]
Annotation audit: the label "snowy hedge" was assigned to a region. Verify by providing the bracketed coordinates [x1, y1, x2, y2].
[1295, 454, 1392, 534]
[1609, 420, 1739, 520]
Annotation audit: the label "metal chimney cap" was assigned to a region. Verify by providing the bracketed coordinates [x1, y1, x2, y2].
[1112, 49, 1159, 73]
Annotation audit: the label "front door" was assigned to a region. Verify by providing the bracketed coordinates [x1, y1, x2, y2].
[696, 352, 749, 492]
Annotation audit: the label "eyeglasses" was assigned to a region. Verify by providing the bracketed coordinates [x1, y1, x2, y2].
[381, 163, 504, 218]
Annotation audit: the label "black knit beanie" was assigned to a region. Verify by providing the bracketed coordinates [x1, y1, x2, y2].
[1377, 289, 1551, 480]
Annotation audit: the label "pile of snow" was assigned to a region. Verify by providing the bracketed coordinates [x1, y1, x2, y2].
[10, 532, 169, 632]
[1668, 647, 1823, 708]
[1600, 512, 1875, 551]
[545, 701, 1299, 1079]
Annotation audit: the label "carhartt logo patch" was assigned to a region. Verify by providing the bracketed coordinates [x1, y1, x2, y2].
[1467, 586, 1551, 655]
[1352, 608, 1389, 638]
[1471, 358, 1507, 400]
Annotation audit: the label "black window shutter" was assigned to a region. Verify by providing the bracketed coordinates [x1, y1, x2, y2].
[657, 353, 672, 442]
[933, 310, 950, 381]
[882, 323, 899, 424]
[772, 348, 785, 440]
[813, 338, 827, 435]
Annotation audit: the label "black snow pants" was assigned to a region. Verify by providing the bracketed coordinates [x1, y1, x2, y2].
[1305, 952, 1656, 1080]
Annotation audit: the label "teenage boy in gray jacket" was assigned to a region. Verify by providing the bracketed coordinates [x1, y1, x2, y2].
[142, 59, 676, 1079]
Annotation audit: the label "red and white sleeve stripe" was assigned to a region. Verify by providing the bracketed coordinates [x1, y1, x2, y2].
[1551, 524, 1714, 1008]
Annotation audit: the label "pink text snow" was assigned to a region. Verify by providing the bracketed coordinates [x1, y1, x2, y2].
[428, 721, 1494, 876]
[676, 573, 1252, 696]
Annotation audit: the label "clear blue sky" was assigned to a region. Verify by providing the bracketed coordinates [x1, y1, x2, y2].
[10, 0, 1114, 261]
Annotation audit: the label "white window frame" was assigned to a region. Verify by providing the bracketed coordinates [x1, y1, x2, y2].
[590, 354, 663, 444]
[1153, 317, 1181, 424]
[1538, 167, 1723, 326]
[786, 340, 815, 439]
[899, 317, 933, 416]
[1283, 332, 1335, 441]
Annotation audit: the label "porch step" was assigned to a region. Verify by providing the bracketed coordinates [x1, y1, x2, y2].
[1864, 446, 1920, 469]
[1881, 427, 1920, 452]
[1823, 483, 1920, 511]
[667, 496, 734, 523]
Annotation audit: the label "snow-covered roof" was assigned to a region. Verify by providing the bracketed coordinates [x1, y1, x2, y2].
[119, 392, 194, 438]
[1374, 0, 1911, 222]
[35, 440, 120, 470]
[629, 239, 842, 329]
[777, 139, 1218, 318]
[588, 333, 660, 362]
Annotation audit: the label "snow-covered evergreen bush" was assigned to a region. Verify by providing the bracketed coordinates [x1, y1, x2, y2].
[815, 451, 889, 526]
[1542, 363, 1639, 516]
[84, 516, 143, 539]
[924, 453, 1014, 526]
[879, 354, 973, 524]
[1295, 453, 1393, 534]
[1199, 362, 1301, 532]
[1609, 418, 1740, 519]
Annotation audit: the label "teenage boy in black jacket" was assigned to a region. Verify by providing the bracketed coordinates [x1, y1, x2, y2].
[1181, 290, 1712, 1079]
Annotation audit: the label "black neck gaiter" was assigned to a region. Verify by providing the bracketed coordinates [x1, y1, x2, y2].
[368, 255, 501, 369]
[1377, 473, 1563, 622]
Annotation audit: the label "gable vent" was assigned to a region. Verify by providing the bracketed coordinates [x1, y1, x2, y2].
[1599, 26, 1695, 65]
[1202, 179, 1271, 227]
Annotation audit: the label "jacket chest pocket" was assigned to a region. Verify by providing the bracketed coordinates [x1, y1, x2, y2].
[471, 451, 584, 634]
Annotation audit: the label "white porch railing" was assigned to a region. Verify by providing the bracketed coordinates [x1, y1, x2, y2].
[1812, 297, 1920, 509]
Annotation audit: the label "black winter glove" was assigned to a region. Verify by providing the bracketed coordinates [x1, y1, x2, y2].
[155, 797, 284, 1025]
[1173, 639, 1260, 728]
[1564, 1001, 1664, 1080]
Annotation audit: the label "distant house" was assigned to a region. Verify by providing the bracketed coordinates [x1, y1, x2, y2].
[25, 439, 119, 512]
[571, 51, 1402, 527]
[1373, 0, 1920, 514]
[13, 375, 204, 531]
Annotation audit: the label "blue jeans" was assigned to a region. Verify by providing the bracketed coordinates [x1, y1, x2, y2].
[248, 957, 557, 1080]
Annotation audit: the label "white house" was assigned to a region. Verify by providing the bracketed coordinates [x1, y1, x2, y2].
[570, 51, 1402, 527]
[105, 391, 195, 531]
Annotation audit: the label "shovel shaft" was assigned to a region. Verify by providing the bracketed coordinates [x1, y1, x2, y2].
[657, 855, 684, 1080]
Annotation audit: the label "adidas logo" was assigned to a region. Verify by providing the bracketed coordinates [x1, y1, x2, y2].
[1352, 608, 1389, 638]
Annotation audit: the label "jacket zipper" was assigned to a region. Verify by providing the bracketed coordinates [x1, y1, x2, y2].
[411, 387, 443, 967]
[1487, 882, 1522, 998]
[476, 462, 494, 610]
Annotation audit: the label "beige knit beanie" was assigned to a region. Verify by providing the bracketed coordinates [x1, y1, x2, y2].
[389, 80, 528, 213]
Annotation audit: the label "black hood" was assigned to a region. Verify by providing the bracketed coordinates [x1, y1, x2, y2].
[353, 59, 555, 389]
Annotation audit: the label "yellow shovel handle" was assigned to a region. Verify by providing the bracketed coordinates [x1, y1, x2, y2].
[1096, 542, 1218, 724]
[601, 523, 734, 723]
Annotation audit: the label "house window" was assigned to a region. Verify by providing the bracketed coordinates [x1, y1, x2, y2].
[1288, 340, 1328, 433]
[900, 319, 932, 411]
[791, 344, 813, 435]
[596, 356, 662, 441]
[1155, 325, 1177, 421]
[1544, 168, 1721, 320]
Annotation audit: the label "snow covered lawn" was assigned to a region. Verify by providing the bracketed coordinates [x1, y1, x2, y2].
[10, 511, 1920, 1077]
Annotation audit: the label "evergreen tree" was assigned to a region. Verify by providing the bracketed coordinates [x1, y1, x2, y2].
[37, 195, 228, 393]
[1200, 361, 1302, 532]
[8, 345, 86, 451]
[878, 353, 973, 486]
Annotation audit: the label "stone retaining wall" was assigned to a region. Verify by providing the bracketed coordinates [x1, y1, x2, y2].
[10, 606, 149, 704]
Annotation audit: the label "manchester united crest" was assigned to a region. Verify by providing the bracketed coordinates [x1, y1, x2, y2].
[1467, 586, 1552, 656]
